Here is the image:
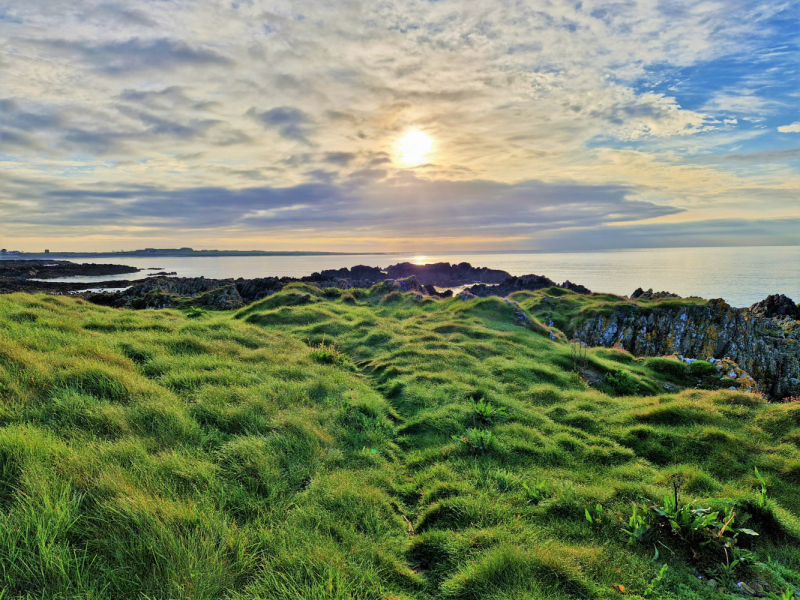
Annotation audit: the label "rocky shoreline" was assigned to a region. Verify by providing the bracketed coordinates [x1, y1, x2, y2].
[0, 259, 139, 280]
[0, 259, 597, 306]
[3, 259, 797, 398]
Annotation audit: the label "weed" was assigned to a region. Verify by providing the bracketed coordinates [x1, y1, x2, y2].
[570, 340, 588, 372]
[307, 334, 350, 367]
[522, 480, 550, 505]
[622, 503, 650, 545]
[644, 563, 668, 597]
[584, 503, 604, 526]
[766, 588, 798, 600]
[452, 428, 494, 453]
[472, 397, 508, 424]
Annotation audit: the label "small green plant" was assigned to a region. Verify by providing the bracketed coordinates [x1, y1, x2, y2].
[754, 466, 768, 508]
[186, 306, 207, 318]
[622, 503, 650, 545]
[643, 564, 668, 597]
[452, 428, 493, 453]
[585, 503, 604, 526]
[605, 369, 639, 395]
[570, 340, 588, 372]
[766, 588, 797, 600]
[522, 479, 550, 505]
[472, 397, 508, 424]
[308, 335, 350, 367]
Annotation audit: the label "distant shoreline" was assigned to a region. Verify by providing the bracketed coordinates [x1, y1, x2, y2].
[0, 250, 401, 259]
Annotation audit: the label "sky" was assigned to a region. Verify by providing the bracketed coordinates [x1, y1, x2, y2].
[0, 0, 798, 252]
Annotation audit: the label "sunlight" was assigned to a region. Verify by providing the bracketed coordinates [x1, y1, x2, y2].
[398, 131, 433, 166]
[412, 254, 428, 264]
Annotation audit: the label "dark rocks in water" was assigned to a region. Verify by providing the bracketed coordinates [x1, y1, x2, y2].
[423, 284, 453, 298]
[0, 277, 137, 295]
[303, 265, 385, 282]
[385, 262, 510, 286]
[631, 287, 680, 300]
[466, 274, 591, 297]
[0, 259, 139, 279]
[750, 294, 799, 319]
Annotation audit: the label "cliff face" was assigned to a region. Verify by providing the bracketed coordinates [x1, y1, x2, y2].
[573, 297, 800, 398]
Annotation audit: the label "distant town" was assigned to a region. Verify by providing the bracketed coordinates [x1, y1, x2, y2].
[0, 248, 391, 259]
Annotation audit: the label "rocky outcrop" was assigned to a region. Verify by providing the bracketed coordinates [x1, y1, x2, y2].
[0, 260, 138, 279]
[88, 276, 292, 309]
[573, 296, 800, 399]
[466, 274, 592, 297]
[631, 288, 680, 300]
[750, 294, 800, 319]
[385, 262, 510, 286]
[560, 280, 592, 295]
[303, 265, 385, 282]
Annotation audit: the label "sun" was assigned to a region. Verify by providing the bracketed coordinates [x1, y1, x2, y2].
[398, 131, 433, 165]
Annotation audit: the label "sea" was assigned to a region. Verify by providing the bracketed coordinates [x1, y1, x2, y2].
[6, 246, 799, 308]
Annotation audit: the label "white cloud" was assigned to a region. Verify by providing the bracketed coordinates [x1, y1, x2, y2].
[778, 122, 800, 133]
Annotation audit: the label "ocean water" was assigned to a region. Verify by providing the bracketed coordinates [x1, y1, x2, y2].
[8, 246, 799, 308]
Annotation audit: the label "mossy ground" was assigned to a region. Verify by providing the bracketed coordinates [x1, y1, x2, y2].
[0, 286, 798, 599]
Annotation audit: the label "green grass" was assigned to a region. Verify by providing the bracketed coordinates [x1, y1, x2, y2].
[0, 286, 798, 599]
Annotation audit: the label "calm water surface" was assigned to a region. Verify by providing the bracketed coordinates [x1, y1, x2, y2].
[10, 246, 799, 308]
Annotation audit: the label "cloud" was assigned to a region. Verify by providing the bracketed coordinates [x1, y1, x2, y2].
[247, 106, 313, 143]
[323, 152, 356, 165]
[534, 218, 800, 252]
[778, 122, 800, 133]
[0, 173, 681, 238]
[0, 0, 796, 250]
[90, 4, 157, 27]
[37, 38, 232, 74]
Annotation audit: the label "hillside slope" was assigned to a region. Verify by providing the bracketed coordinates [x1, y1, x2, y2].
[0, 286, 798, 599]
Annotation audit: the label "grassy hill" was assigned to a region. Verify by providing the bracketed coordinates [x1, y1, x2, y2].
[0, 284, 798, 599]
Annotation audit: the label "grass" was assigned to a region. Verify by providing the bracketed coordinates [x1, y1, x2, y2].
[0, 285, 798, 599]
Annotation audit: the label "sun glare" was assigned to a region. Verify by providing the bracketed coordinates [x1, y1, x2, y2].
[398, 131, 433, 165]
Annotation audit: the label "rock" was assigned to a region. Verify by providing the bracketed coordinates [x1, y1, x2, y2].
[467, 274, 592, 297]
[561, 280, 592, 295]
[303, 265, 385, 282]
[423, 284, 453, 298]
[0, 259, 139, 279]
[631, 287, 680, 300]
[750, 294, 800, 319]
[385, 262, 510, 286]
[574, 298, 800, 399]
[391, 275, 427, 294]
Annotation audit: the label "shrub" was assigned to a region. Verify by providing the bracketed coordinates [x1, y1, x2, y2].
[689, 360, 717, 377]
[605, 369, 639, 395]
[645, 357, 689, 379]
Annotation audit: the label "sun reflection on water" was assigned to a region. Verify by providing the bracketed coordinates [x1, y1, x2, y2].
[412, 255, 428, 265]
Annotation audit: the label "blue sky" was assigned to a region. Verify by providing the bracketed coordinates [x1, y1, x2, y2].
[0, 0, 798, 251]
